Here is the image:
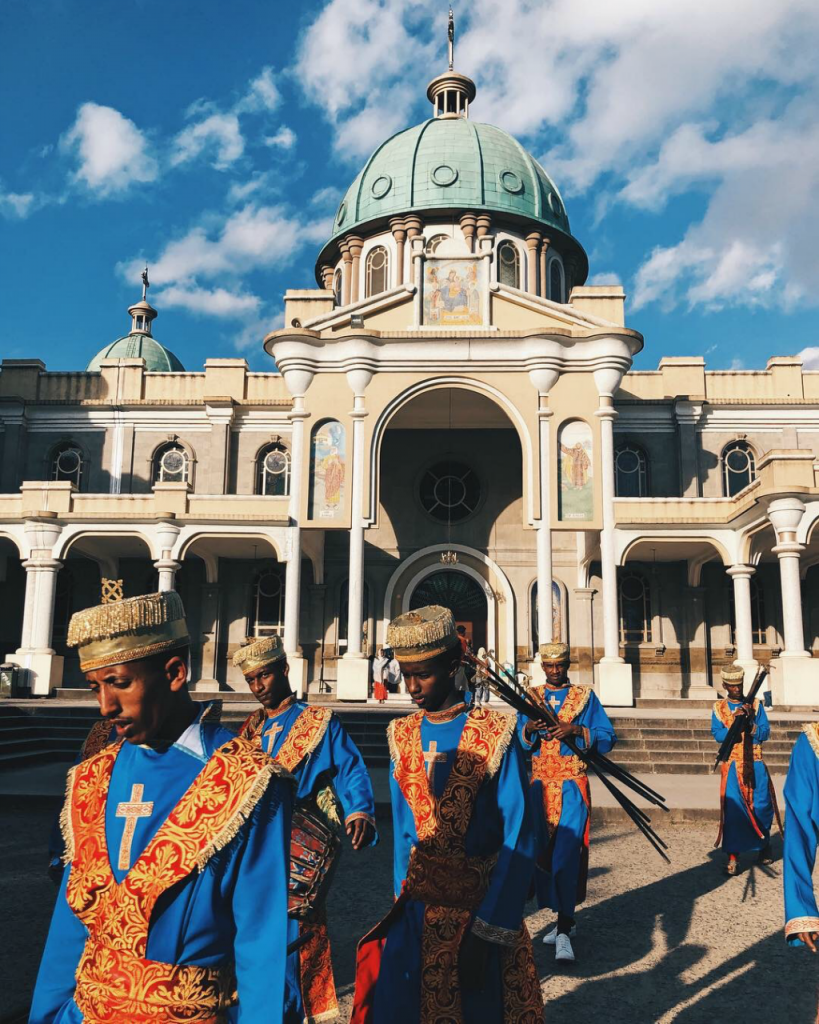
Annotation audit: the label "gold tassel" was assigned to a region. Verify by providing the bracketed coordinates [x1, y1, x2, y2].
[484, 710, 516, 781]
[67, 591, 186, 647]
[60, 764, 79, 865]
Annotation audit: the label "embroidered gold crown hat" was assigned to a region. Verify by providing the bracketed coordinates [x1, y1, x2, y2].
[233, 635, 287, 673]
[721, 664, 745, 684]
[67, 591, 190, 672]
[387, 605, 460, 661]
[539, 642, 570, 664]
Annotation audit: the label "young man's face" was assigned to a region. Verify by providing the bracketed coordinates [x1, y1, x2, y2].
[86, 652, 187, 745]
[725, 682, 745, 702]
[244, 660, 291, 710]
[542, 659, 569, 688]
[400, 648, 461, 712]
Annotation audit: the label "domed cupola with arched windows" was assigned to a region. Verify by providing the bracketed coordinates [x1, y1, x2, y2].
[314, 27, 587, 303]
[86, 268, 185, 372]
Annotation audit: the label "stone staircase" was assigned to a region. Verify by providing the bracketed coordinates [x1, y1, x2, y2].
[0, 700, 802, 774]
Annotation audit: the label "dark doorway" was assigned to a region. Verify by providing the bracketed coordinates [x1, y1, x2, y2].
[409, 570, 488, 652]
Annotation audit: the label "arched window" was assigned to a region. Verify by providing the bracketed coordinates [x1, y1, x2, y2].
[549, 258, 565, 303]
[153, 442, 190, 484]
[722, 440, 756, 496]
[425, 234, 448, 255]
[728, 577, 767, 645]
[256, 443, 291, 496]
[619, 571, 652, 643]
[333, 269, 342, 306]
[497, 241, 521, 288]
[51, 443, 83, 488]
[614, 444, 649, 497]
[365, 245, 390, 297]
[250, 566, 286, 637]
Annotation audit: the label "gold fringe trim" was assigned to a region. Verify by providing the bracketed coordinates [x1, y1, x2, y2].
[316, 785, 343, 829]
[481, 709, 516, 781]
[193, 759, 294, 872]
[60, 763, 79, 865]
[295, 708, 333, 765]
[805, 722, 819, 760]
[68, 591, 186, 647]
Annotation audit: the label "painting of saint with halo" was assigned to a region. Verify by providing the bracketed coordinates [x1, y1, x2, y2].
[423, 258, 484, 326]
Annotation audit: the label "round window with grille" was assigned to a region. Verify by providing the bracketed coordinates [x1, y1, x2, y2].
[419, 461, 480, 522]
[265, 450, 288, 475]
[161, 449, 186, 477]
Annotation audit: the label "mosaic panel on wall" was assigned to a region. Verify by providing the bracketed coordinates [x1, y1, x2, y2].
[422, 257, 486, 327]
[308, 419, 346, 520]
[558, 420, 593, 521]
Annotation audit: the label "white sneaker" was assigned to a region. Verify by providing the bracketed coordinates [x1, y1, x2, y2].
[542, 924, 576, 945]
[555, 933, 576, 962]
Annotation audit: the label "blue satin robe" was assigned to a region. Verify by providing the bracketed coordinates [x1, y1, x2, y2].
[255, 703, 377, 1024]
[30, 709, 292, 1024]
[711, 700, 773, 853]
[371, 706, 535, 1024]
[783, 728, 819, 947]
[518, 685, 616, 920]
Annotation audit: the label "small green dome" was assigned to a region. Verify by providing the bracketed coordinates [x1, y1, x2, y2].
[317, 116, 586, 276]
[87, 333, 185, 372]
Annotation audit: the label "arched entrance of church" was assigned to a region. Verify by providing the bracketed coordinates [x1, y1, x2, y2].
[409, 570, 488, 652]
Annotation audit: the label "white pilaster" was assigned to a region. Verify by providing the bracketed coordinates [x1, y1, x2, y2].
[726, 564, 757, 667]
[595, 396, 633, 704]
[338, 367, 373, 700]
[283, 396, 309, 697]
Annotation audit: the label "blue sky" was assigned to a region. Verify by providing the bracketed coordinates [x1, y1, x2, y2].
[3, 0, 819, 373]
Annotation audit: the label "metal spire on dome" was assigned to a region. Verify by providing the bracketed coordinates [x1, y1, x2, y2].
[128, 265, 157, 336]
[427, 6, 475, 119]
[141, 265, 150, 301]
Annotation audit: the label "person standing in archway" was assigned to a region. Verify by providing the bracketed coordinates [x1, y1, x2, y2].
[518, 642, 616, 964]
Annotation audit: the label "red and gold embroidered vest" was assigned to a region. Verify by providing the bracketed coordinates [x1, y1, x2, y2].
[63, 736, 278, 1023]
[239, 701, 332, 773]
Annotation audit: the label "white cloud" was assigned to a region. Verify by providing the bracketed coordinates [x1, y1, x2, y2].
[237, 67, 281, 114]
[61, 102, 157, 195]
[587, 272, 622, 287]
[310, 185, 341, 208]
[797, 346, 819, 370]
[264, 126, 297, 150]
[159, 285, 261, 317]
[171, 113, 244, 170]
[0, 190, 37, 218]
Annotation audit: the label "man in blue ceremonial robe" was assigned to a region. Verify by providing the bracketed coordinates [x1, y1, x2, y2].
[783, 722, 819, 952]
[711, 665, 779, 876]
[29, 592, 293, 1024]
[518, 641, 616, 963]
[234, 634, 377, 1024]
[352, 605, 542, 1024]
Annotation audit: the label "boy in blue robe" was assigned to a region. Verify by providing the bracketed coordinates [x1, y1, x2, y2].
[783, 722, 819, 952]
[711, 665, 780, 876]
[351, 605, 542, 1024]
[234, 634, 377, 1024]
[29, 592, 293, 1024]
[518, 641, 616, 963]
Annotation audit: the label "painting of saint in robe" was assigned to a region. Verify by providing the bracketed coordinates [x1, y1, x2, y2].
[558, 421, 593, 521]
[423, 259, 484, 326]
[309, 420, 346, 519]
[323, 447, 344, 506]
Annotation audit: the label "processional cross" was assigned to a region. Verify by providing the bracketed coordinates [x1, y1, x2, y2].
[116, 783, 154, 871]
[424, 740, 447, 786]
[265, 721, 284, 755]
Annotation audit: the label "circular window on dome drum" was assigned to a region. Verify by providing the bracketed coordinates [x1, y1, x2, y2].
[499, 170, 524, 194]
[419, 461, 480, 522]
[548, 192, 563, 218]
[431, 164, 458, 187]
[371, 174, 392, 199]
[336, 201, 347, 226]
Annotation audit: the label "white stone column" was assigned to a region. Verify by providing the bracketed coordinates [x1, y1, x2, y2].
[338, 368, 373, 700]
[27, 559, 62, 650]
[528, 370, 558, 684]
[197, 582, 222, 691]
[594, 389, 633, 704]
[766, 498, 818, 706]
[154, 521, 181, 592]
[727, 564, 756, 665]
[283, 396, 310, 697]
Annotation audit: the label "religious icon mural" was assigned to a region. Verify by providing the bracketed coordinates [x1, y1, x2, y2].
[558, 420, 593, 521]
[422, 258, 485, 326]
[308, 419, 346, 520]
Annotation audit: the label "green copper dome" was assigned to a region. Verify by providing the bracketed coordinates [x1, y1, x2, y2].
[317, 116, 586, 276]
[87, 333, 185, 372]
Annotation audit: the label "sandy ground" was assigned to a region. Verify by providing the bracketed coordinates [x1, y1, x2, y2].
[4, 798, 816, 1024]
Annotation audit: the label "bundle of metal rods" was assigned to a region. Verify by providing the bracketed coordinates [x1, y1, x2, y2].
[466, 652, 671, 862]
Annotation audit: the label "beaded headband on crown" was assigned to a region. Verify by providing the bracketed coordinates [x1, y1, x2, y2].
[233, 635, 287, 673]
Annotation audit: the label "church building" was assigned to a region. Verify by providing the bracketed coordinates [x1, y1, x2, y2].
[2, 59, 819, 707]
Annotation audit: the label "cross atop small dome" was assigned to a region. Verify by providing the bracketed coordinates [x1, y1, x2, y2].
[427, 7, 475, 118]
[127, 266, 158, 336]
